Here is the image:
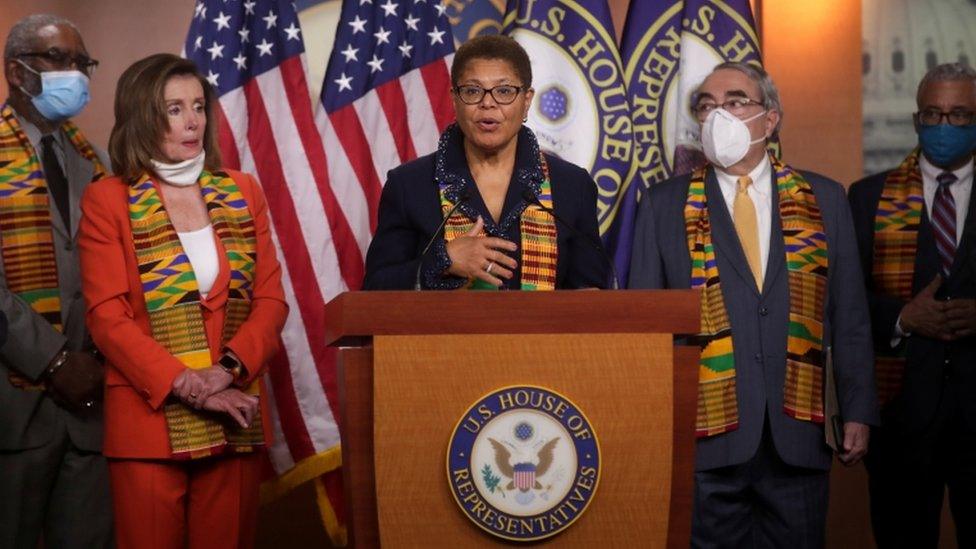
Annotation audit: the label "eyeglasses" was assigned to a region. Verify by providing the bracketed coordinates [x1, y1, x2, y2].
[916, 109, 976, 127]
[17, 48, 99, 76]
[692, 97, 764, 120]
[453, 84, 524, 105]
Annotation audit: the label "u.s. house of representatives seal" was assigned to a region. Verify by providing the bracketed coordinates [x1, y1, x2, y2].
[447, 385, 600, 541]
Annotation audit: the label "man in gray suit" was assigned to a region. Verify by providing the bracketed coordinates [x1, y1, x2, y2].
[0, 14, 112, 548]
[630, 62, 878, 548]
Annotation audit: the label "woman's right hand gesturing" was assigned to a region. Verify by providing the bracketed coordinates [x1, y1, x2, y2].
[445, 217, 519, 287]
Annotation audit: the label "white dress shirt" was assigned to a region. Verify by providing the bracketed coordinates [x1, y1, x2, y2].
[177, 225, 219, 298]
[892, 155, 973, 343]
[714, 155, 774, 277]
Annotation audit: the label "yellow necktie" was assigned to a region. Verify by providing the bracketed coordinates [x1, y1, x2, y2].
[733, 176, 763, 290]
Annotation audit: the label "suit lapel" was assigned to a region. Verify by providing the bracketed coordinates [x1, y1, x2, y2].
[63, 141, 95, 239]
[948, 185, 976, 280]
[762, 171, 786, 295]
[705, 170, 761, 297]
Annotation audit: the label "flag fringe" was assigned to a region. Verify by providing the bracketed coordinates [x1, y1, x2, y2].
[315, 474, 349, 546]
[259, 445, 342, 504]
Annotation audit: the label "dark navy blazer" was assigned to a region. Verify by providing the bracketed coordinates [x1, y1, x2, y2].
[363, 126, 608, 290]
[849, 168, 976, 437]
[630, 166, 879, 472]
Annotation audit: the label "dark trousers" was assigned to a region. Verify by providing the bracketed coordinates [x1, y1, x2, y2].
[692, 422, 829, 549]
[866, 407, 976, 549]
[0, 421, 113, 549]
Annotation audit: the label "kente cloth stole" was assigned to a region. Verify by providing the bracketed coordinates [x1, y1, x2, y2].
[129, 171, 262, 459]
[685, 154, 828, 438]
[438, 153, 558, 290]
[871, 149, 926, 406]
[0, 103, 107, 390]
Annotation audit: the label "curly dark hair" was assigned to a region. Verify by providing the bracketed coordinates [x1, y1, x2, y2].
[451, 34, 532, 88]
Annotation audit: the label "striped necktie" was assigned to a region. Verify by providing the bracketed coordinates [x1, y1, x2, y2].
[733, 176, 763, 290]
[932, 171, 958, 277]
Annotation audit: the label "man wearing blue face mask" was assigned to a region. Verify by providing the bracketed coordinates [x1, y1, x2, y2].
[630, 62, 879, 548]
[0, 14, 112, 549]
[850, 62, 976, 548]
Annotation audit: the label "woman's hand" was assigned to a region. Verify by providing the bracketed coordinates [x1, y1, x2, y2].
[201, 388, 260, 429]
[171, 366, 234, 409]
[445, 217, 519, 287]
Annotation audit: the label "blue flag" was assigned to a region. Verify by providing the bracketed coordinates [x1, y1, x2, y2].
[502, 0, 636, 289]
[608, 0, 763, 284]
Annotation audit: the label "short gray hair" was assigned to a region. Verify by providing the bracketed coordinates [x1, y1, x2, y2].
[692, 61, 784, 136]
[4, 14, 79, 60]
[916, 62, 976, 103]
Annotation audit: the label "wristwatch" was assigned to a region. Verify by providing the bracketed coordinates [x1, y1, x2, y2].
[218, 353, 244, 381]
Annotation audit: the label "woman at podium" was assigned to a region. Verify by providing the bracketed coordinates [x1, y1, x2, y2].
[363, 35, 609, 290]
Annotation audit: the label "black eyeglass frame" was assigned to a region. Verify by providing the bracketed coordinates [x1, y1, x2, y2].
[452, 84, 525, 105]
[16, 48, 99, 75]
[914, 109, 976, 127]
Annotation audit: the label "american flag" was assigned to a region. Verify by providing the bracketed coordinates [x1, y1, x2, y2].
[184, 0, 347, 544]
[317, 0, 456, 248]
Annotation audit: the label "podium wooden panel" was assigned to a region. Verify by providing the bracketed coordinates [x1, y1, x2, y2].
[327, 290, 699, 547]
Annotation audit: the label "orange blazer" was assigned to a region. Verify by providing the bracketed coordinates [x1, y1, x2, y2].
[78, 170, 288, 459]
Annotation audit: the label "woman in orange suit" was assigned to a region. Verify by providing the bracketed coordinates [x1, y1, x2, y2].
[78, 53, 287, 549]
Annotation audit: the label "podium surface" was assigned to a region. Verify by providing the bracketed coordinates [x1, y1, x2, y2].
[327, 290, 700, 547]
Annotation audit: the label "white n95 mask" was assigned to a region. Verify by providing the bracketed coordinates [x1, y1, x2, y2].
[700, 108, 767, 168]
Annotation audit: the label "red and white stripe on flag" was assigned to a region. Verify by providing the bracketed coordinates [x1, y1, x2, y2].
[185, 0, 458, 545]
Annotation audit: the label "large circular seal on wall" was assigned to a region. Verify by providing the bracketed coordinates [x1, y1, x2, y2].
[446, 385, 600, 541]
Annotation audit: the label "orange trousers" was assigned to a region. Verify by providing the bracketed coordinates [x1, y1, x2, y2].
[108, 454, 262, 549]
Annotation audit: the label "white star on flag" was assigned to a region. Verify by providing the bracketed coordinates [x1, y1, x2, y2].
[284, 22, 301, 41]
[380, 0, 398, 16]
[404, 14, 420, 30]
[263, 10, 277, 29]
[348, 15, 367, 34]
[205, 70, 219, 86]
[207, 41, 224, 59]
[367, 54, 385, 73]
[213, 11, 231, 31]
[398, 41, 413, 58]
[232, 52, 247, 70]
[340, 44, 359, 63]
[256, 38, 274, 56]
[373, 26, 391, 44]
[427, 28, 445, 45]
[335, 72, 353, 91]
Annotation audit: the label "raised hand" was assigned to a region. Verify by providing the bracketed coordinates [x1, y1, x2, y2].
[900, 276, 952, 341]
[445, 216, 519, 287]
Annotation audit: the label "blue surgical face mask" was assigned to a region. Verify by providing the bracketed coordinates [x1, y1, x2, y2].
[917, 123, 976, 168]
[16, 60, 90, 121]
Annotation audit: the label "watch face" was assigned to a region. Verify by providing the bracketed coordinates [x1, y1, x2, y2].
[219, 355, 239, 370]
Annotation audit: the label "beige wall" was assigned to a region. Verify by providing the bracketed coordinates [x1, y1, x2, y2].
[0, 0, 195, 147]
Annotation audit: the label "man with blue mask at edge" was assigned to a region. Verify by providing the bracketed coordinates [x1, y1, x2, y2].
[0, 14, 112, 548]
[629, 61, 879, 548]
[850, 62, 976, 548]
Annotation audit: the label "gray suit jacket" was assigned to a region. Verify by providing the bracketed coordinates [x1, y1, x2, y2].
[0, 117, 107, 452]
[630, 166, 879, 471]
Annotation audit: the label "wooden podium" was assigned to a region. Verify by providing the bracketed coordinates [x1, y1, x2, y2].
[325, 290, 700, 548]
